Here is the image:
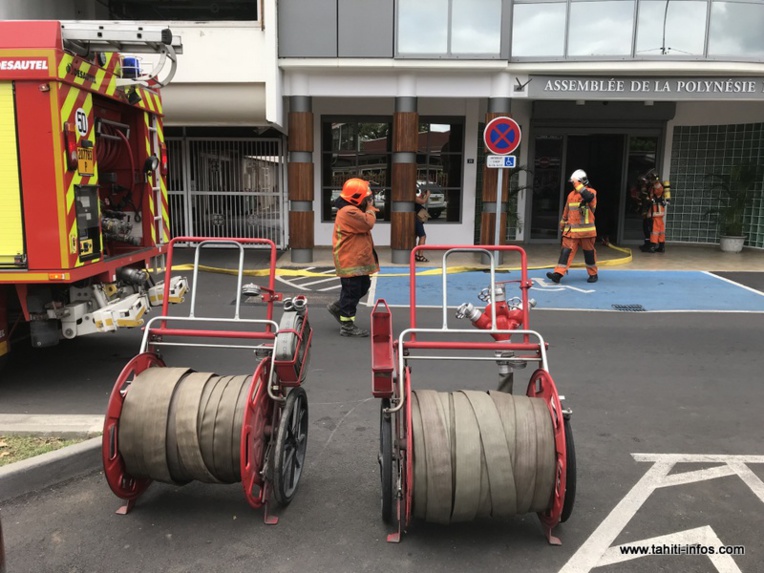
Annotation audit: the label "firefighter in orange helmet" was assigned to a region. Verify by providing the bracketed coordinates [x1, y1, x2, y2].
[326, 177, 380, 337]
[547, 169, 599, 284]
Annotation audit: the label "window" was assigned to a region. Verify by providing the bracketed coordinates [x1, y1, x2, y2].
[321, 118, 464, 223]
[709, 1, 764, 59]
[397, 0, 502, 57]
[107, 0, 259, 21]
[512, 3, 566, 58]
[568, 1, 635, 56]
[512, 0, 748, 60]
[636, 0, 707, 56]
[322, 120, 393, 222]
[416, 121, 464, 222]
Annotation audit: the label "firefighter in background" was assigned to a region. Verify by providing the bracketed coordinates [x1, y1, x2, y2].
[326, 177, 380, 337]
[546, 169, 599, 284]
[645, 177, 671, 253]
[632, 173, 655, 252]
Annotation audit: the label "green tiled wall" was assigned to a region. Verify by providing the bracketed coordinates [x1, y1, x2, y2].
[669, 123, 764, 248]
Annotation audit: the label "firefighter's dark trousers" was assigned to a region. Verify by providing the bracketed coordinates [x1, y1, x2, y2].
[642, 217, 653, 244]
[553, 236, 598, 277]
[339, 275, 371, 319]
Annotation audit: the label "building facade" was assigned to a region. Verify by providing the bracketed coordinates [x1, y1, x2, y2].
[3, 0, 763, 260]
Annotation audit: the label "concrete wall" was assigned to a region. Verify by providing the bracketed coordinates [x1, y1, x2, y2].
[0, 1, 281, 128]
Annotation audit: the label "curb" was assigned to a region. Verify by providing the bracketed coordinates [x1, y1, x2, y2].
[0, 437, 102, 502]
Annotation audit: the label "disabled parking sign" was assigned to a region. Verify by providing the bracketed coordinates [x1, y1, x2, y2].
[483, 116, 522, 156]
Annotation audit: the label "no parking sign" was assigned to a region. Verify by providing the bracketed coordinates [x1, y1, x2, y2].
[483, 116, 522, 156]
[483, 116, 522, 250]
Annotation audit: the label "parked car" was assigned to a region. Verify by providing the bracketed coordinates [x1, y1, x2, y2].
[330, 183, 447, 219]
[330, 189, 386, 216]
[417, 181, 448, 219]
[198, 194, 282, 240]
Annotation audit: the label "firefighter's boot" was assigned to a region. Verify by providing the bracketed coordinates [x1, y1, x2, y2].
[656, 243, 665, 253]
[326, 301, 342, 324]
[340, 319, 369, 337]
[639, 242, 654, 252]
[546, 271, 563, 284]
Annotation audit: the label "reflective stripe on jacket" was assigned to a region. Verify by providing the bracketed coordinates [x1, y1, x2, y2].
[332, 205, 380, 277]
[561, 186, 597, 239]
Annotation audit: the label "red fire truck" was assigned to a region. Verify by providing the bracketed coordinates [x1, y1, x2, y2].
[0, 21, 187, 366]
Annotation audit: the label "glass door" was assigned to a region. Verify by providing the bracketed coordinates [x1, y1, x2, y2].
[530, 136, 564, 240]
[623, 136, 661, 243]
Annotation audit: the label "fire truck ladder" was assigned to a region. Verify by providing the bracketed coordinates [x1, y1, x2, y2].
[59, 21, 183, 87]
[147, 114, 167, 275]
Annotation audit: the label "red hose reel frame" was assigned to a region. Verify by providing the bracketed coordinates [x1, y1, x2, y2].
[373, 244, 570, 544]
[240, 357, 280, 522]
[103, 237, 292, 521]
[526, 368, 568, 546]
[102, 352, 164, 513]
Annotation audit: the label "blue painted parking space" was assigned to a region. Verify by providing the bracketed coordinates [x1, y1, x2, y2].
[373, 269, 764, 312]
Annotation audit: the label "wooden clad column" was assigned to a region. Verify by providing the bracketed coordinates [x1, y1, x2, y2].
[288, 96, 314, 263]
[480, 99, 511, 263]
[391, 97, 418, 264]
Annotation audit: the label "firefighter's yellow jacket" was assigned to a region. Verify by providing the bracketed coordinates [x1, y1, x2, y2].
[332, 205, 380, 277]
[561, 186, 598, 239]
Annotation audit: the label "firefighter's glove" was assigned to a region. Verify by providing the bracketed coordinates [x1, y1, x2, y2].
[579, 188, 595, 205]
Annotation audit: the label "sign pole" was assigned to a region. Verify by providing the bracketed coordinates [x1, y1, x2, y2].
[483, 116, 522, 267]
[494, 168, 503, 265]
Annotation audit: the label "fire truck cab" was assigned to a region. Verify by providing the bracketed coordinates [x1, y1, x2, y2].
[0, 20, 187, 364]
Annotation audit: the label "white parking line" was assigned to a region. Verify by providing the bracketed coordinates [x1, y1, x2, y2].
[300, 276, 340, 288]
[705, 271, 764, 297]
[559, 453, 764, 573]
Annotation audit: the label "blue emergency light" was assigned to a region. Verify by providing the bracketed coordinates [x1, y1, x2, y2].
[122, 56, 141, 78]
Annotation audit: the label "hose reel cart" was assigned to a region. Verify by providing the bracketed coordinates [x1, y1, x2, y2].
[371, 245, 576, 544]
[102, 237, 313, 523]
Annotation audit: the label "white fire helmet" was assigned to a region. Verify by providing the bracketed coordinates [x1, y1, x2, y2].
[569, 169, 588, 184]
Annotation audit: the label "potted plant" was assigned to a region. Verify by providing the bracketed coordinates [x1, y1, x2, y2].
[706, 160, 762, 253]
[506, 164, 535, 233]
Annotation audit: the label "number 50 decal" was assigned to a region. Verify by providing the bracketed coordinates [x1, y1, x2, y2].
[75, 108, 89, 137]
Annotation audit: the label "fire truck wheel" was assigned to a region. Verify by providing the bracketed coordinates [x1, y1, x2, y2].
[272, 387, 309, 506]
[561, 417, 576, 523]
[379, 399, 394, 524]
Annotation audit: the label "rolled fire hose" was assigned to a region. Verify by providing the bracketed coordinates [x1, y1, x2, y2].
[119, 367, 252, 485]
[274, 298, 310, 383]
[411, 389, 555, 524]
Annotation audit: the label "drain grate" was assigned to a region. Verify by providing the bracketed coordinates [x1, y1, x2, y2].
[612, 304, 646, 312]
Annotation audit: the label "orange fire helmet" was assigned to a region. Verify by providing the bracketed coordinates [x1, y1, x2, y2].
[340, 178, 372, 206]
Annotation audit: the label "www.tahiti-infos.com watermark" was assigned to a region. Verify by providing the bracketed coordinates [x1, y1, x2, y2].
[619, 544, 745, 556]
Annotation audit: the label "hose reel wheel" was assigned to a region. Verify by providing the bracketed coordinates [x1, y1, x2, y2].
[379, 398, 395, 524]
[272, 386, 309, 506]
[561, 417, 576, 523]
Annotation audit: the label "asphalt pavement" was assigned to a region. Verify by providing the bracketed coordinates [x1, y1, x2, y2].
[1, 246, 763, 573]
